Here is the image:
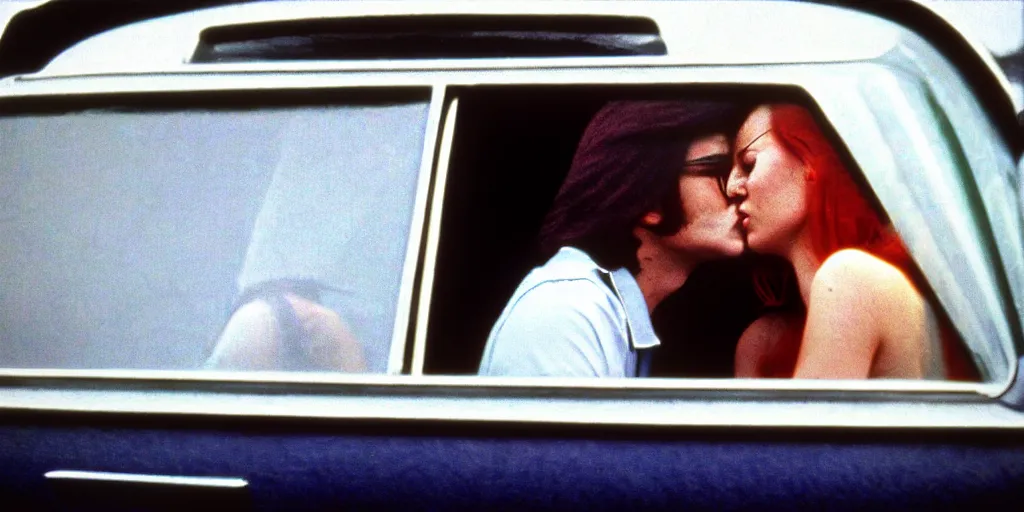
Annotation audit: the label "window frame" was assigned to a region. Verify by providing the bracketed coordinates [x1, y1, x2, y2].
[0, 47, 1020, 428]
[0, 86, 441, 375]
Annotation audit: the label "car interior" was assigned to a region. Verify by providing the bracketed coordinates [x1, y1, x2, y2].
[422, 84, 968, 379]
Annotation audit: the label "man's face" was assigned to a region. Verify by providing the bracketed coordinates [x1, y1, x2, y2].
[660, 133, 745, 260]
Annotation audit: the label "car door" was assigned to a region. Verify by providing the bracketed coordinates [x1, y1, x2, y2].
[1, 1, 1024, 511]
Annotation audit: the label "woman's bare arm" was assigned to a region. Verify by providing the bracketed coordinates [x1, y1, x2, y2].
[793, 250, 889, 379]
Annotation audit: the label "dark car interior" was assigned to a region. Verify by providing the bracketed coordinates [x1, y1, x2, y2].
[424, 85, 806, 377]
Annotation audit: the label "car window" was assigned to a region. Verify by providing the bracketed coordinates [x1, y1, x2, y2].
[420, 85, 1000, 382]
[0, 97, 430, 373]
[0, 88, 1012, 384]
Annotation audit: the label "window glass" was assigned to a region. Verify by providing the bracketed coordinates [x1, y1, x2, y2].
[851, 68, 1018, 383]
[0, 100, 429, 373]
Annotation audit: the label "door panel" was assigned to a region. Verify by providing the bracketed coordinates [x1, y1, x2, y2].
[3, 414, 1024, 511]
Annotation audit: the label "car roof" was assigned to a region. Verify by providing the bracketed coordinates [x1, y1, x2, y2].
[1, 0, 1019, 154]
[34, 1, 902, 75]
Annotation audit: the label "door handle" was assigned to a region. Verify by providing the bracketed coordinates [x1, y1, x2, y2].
[46, 470, 251, 511]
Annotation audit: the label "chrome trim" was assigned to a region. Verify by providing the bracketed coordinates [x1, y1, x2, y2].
[45, 470, 248, 488]
[0, 371, 1014, 427]
[4, 65, 828, 97]
[3, 378, 1019, 429]
[410, 96, 458, 376]
[387, 85, 447, 375]
[0, 369, 999, 394]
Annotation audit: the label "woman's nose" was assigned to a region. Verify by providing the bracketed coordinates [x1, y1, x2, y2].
[725, 168, 746, 199]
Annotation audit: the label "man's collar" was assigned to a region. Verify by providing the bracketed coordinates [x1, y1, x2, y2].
[552, 246, 597, 265]
[605, 266, 660, 351]
[552, 247, 660, 351]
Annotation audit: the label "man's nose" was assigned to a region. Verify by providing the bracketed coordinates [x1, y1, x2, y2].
[725, 168, 746, 200]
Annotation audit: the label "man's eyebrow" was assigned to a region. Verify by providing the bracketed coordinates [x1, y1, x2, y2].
[737, 129, 771, 155]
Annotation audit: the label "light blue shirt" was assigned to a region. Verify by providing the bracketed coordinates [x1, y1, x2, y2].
[478, 247, 660, 377]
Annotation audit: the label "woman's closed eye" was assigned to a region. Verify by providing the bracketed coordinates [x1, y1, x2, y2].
[742, 153, 757, 173]
[735, 150, 757, 176]
[736, 129, 771, 175]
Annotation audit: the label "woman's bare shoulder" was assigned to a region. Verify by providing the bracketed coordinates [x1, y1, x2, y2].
[815, 249, 910, 296]
[812, 248, 926, 336]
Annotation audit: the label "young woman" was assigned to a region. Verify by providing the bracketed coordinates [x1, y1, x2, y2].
[725, 104, 977, 380]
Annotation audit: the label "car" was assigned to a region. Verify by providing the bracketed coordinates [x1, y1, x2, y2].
[0, 0, 1022, 510]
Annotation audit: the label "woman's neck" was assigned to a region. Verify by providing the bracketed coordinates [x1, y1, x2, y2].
[785, 233, 821, 305]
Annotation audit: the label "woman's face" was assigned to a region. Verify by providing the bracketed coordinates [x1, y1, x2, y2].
[725, 105, 810, 256]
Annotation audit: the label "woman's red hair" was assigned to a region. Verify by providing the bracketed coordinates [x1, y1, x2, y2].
[751, 104, 976, 380]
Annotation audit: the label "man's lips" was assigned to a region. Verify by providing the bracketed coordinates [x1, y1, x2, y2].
[738, 211, 750, 229]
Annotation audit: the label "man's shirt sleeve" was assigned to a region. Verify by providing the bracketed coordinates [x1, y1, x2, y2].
[478, 279, 627, 377]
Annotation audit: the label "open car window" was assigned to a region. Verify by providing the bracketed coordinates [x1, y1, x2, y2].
[420, 85, 1016, 384]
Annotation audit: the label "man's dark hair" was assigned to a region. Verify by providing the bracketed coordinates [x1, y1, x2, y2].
[538, 100, 745, 273]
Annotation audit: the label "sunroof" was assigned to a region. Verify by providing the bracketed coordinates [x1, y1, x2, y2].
[191, 15, 667, 62]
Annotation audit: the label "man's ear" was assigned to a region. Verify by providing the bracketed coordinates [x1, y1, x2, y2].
[640, 211, 662, 228]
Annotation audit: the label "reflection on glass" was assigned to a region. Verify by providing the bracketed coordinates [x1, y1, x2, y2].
[0, 101, 428, 372]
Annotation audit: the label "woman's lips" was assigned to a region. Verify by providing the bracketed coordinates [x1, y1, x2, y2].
[739, 212, 750, 229]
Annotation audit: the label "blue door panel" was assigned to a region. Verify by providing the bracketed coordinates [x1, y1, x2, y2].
[2, 417, 1024, 511]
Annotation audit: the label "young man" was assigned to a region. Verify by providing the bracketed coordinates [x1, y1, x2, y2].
[478, 100, 746, 377]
